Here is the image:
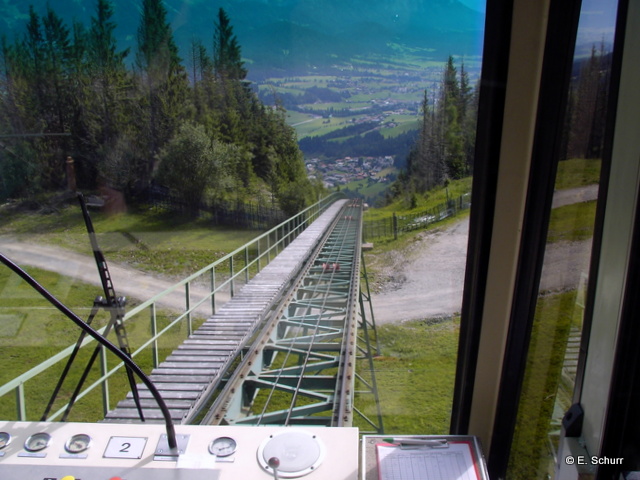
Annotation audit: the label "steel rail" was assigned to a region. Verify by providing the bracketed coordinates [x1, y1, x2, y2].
[333, 203, 362, 427]
[264, 201, 360, 427]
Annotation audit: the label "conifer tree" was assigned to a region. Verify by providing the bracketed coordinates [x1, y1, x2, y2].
[0, 1, 317, 211]
[407, 90, 440, 192]
[42, 6, 73, 133]
[439, 56, 466, 179]
[84, 0, 132, 188]
[24, 6, 46, 113]
[213, 8, 246, 81]
[136, 0, 190, 186]
[395, 56, 477, 201]
[566, 44, 610, 160]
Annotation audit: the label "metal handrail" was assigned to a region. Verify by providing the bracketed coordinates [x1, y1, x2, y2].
[0, 192, 343, 421]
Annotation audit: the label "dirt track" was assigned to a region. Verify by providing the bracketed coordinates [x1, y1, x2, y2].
[367, 185, 597, 324]
[0, 238, 225, 315]
[367, 219, 470, 323]
[367, 218, 593, 324]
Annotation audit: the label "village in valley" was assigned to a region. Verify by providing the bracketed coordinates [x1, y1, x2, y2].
[305, 155, 395, 188]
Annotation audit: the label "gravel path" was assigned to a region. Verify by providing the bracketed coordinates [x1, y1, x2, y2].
[367, 185, 598, 324]
[367, 219, 470, 323]
[0, 238, 226, 315]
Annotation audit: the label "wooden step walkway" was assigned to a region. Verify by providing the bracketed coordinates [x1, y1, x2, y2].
[103, 200, 348, 424]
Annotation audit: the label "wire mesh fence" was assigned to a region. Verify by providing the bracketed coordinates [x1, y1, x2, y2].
[362, 192, 471, 241]
[146, 186, 288, 230]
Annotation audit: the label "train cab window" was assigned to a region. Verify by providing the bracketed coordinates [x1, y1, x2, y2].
[455, 0, 640, 478]
[506, 1, 619, 476]
[5, 1, 640, 479]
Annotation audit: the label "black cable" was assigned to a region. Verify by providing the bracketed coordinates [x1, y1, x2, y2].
[0, 253, 177, 450]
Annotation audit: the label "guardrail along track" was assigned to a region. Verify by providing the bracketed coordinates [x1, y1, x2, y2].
[201, 199, 363, 427]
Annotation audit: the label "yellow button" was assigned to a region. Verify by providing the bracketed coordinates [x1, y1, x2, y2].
[61, 476, 75, 480]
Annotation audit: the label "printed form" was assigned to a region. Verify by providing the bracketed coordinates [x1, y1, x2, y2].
[376, 441, 480, 480]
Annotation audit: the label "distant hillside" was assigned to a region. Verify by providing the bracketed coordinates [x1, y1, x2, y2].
[0, 0, 484, 75]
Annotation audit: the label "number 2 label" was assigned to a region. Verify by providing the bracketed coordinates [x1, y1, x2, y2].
[104, 437, 148, 459]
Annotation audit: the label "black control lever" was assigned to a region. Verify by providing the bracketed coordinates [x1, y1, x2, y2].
[0, 253, 177, 449]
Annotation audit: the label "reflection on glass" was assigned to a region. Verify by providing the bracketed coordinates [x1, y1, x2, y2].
[0, 1, 484, 433]
[507, 0, 618, 477]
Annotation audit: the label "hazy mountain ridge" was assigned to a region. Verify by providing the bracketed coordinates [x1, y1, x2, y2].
[0, 0, 484, 74]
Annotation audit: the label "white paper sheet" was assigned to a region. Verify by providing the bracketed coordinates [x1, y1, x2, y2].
[376, 441, 480, 480]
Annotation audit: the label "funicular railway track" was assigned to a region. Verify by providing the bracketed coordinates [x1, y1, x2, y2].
[201, 199, 363, 427]
[103, 199, 368, 429]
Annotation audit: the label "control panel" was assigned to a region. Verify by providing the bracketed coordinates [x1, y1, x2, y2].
[0, 421, 359, 480]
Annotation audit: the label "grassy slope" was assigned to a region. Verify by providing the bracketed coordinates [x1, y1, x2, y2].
[0, 203, 257, 420]
[356, 318, 460, 434]
[508, 291, 583, 479]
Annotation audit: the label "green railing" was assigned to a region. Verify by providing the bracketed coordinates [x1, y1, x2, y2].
[0, 192, 343, 422]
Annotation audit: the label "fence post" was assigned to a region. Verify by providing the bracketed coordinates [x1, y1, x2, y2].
[211, 266, 217, 315]
[151, 303, 159, 368]
[229, 256, 235, 298]
[245, 247, 250, 284]
[100, 346, 110, 417]
[16, 384, 26, 421]
[186, 282, 192, 336]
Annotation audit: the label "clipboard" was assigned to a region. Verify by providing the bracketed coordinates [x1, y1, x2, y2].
[361, 435, 489, 480]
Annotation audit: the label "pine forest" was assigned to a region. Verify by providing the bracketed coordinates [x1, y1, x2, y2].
[0, 0, 322, 215]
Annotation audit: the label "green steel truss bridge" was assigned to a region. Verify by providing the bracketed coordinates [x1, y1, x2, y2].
[0, 195, 383, 435]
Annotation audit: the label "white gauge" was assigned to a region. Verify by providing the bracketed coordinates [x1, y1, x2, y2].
[24, 432, 51, 452]
[0, 432, 11, 449]
[65, 433, 92, 454]
[208, 436, 237, 457]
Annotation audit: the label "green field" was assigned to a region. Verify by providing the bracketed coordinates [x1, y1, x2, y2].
[294, 116, 359, 138]
[0, 265, 200, 422]
[256, 51, 462, 143]
[342, 177, 392, 199]
[355, 317, 459, 434]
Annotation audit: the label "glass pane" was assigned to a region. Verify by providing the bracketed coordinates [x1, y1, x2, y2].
[507, 0, 619, 477]
[0, 0, 485, 436]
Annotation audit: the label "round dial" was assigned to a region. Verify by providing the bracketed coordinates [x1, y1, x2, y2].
[65, 433, 91, 454]
[0, 432, 11, 449]
[208, 436, 237, 457]
[24, 432, 51, 452]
